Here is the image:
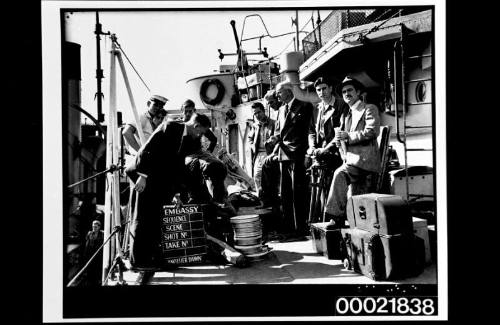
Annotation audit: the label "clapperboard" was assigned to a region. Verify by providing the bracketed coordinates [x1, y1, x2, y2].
[161, 204, 207, 266]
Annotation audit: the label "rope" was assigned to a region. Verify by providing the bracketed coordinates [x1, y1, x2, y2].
[112, 38, 151, 92]
[66, 222, 128, 287]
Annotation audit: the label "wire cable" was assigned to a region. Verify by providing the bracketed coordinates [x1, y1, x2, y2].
[112, 38, 151, 92]
[66, 222, 127, 287]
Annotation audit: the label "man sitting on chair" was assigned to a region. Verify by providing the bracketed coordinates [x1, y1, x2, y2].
[324, 76, 381, 225]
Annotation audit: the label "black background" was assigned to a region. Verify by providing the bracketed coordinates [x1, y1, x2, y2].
[5, 0, 481, 323]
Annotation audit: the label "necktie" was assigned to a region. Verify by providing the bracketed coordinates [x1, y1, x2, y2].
[284, 103, 289, 117]
[345, 110, 352, 132]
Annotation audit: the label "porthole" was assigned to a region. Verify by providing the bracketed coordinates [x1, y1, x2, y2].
[415, 81, 427, 103]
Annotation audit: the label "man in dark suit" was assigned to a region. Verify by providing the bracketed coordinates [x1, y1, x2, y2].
[308, 77, 348, 168]
[264, 81, 315, 241]
[307, 77, 349, 223]
[125, 114, 212, 270]
[325, 76, 381, 225]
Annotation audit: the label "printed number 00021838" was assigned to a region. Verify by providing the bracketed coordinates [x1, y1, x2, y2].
[334, 296, 437, 316]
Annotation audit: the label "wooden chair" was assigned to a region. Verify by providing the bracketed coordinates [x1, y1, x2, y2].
[348, 125, 391, 196]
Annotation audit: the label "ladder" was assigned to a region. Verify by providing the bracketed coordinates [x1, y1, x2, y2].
[393, 24, 434, 203]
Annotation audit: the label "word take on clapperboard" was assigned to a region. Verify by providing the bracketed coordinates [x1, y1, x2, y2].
[161, 204, 207, 266]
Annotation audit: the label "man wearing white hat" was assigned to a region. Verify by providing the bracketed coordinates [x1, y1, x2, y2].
[122, 94, 169, 153]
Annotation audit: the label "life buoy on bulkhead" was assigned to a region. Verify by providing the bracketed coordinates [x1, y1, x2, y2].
[200, 78, 225, 106]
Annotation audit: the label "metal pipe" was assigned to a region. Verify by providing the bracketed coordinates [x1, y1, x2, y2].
[70, 104, 105, 139]
[95, 12, 105, 122]
[400, 24, 410, 202]
[102, 36, 117, 283]
[67, 165, 117, 189]
[317, 10, 322, 46]
[230, 20, 240, 52]
[393, 40, 404, 144]
[67, 226, 121, 287]
[295, 11, 300, 51]
[116, 51, 146, 145]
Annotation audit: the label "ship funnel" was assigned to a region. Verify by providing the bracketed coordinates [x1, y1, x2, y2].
[280, 51, 304, 72]
[279, 51, 319, 104]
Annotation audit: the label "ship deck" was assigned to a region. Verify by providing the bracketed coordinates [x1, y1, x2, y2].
[111, 236, 436, 286]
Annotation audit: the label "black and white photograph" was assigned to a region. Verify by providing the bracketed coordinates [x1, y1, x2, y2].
[42, 0, 447, 321]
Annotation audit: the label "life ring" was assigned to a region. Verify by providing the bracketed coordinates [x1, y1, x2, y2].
[200, 78, 225, 106]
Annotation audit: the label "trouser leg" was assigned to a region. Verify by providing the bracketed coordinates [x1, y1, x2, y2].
[253, 152, 267, 198]
[291, 159, 308, 234]
[324, 164, 371, 218]
[184, 157, 211, 203]
[324, 164, 351, 218]
[280, 159, 307, 234]
[129, 190, 162, 268]
[279, 161, 293, 233]
[202, 157, 228, 204]
[261, 158, 280, 204]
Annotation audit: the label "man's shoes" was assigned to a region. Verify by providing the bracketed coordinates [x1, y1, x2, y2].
[214, 201, 237, 217]
[256, 202, 273, 209]
[265, 231, 284, 242]
[130, 265, 161, 272]
[135, 271, 155, 285]
[279, 232, 309, 243]
[324, 212, 347, 228]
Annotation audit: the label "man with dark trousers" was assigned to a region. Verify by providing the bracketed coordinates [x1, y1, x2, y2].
[264, 81, 315, 241]
[307, 77, 349, 222]
[125, 114, 213, 271]
[176, 99, 231, 209]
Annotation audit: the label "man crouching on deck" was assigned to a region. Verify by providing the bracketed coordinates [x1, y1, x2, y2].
[125, 114, 212, 271]
[126, 114, 236, 274]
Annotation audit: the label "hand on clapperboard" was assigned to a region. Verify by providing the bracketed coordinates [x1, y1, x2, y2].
[171, 193, 184, 207]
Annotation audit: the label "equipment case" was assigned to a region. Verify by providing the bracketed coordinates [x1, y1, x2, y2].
[346, 193, 413, 236]
[310, 222, 347, 260]
[342, 228, 424, 280]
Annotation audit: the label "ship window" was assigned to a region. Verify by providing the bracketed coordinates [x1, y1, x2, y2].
[415, 81, 427, 103]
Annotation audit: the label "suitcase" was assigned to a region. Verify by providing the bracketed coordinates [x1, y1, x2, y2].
[310, 222, 347, 260]
[341, 228, 384, 280]
[427, 224, 437, 263]
[413, 217, 432, 264]
[346, 193, 413, 235]
[342, 228, 424, 280]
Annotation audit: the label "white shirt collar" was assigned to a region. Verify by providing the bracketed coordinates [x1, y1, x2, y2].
[322, 97, 336, 109]
[350, 99, 362, 111]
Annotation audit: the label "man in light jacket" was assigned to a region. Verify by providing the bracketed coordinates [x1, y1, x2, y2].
[324, 76, 381, 225]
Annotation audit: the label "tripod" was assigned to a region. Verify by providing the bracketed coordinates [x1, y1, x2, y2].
[307, 159, 334, 225]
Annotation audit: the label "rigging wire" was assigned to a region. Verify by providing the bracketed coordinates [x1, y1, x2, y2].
[271, 13, 314, 60]
[111, 36, 151, 93]
[363, 9, 404, 38]
[66, 221, 128, 287]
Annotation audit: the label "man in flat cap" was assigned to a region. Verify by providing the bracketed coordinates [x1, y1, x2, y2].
[122, 94, 169, 153]
[324, 76, 381, 225]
